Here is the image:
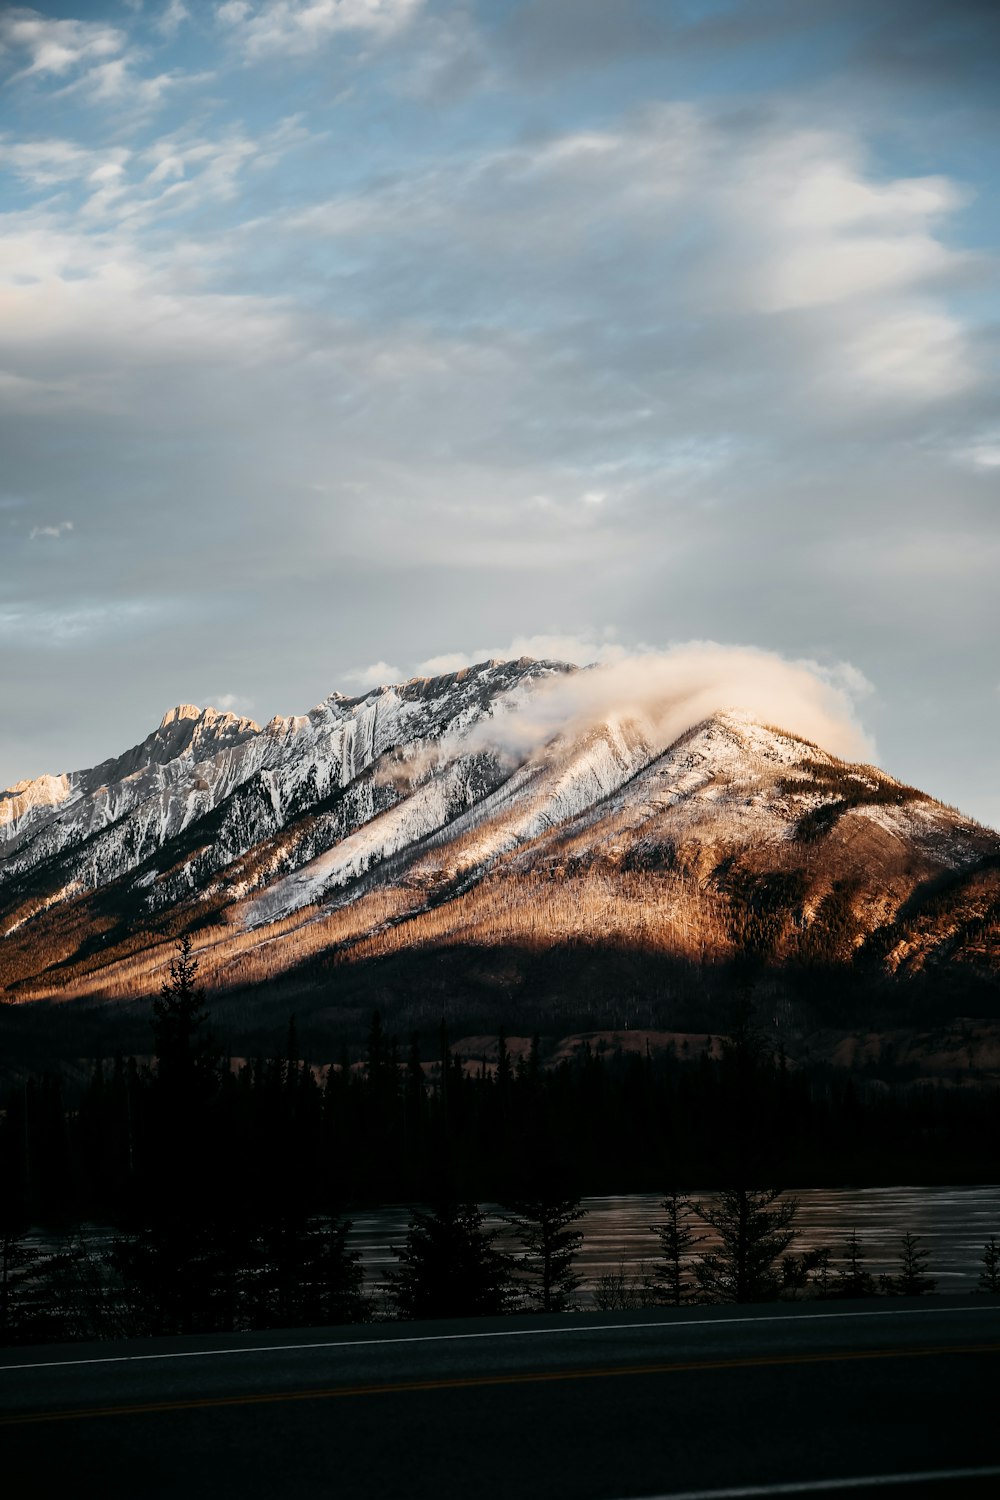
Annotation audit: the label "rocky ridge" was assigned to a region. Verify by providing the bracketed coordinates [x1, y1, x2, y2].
[1, 659, 998, 1053]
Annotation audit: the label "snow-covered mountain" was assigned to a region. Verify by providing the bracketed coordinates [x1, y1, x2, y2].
[0, 659, 564, 925]
[2, 658, 998, 1039]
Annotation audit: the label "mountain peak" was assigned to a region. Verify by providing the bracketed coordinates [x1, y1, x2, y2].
[159, 704, 202, 730]
[2, 657, 997, 1027]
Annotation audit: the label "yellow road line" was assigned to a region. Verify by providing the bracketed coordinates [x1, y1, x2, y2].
[4, 1341, 999, 1427]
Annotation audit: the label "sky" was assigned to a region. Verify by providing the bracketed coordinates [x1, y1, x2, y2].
[0, 0, 998, 824]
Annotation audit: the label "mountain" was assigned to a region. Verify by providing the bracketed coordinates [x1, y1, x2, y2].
[2, 658, 999, 1063]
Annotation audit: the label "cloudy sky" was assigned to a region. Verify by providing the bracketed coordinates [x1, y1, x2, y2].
[1, 0, 998, 823]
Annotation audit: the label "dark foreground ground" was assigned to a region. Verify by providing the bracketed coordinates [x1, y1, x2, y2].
[3, 1296, 999, 1500]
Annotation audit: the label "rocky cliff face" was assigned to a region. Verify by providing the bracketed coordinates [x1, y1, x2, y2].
[2, 659, 998, 1044]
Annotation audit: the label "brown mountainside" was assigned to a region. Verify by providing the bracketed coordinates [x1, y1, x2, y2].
[2, 666, 998, 1068]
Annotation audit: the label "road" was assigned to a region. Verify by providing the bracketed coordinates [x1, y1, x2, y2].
[2, 1297, 999, 1499]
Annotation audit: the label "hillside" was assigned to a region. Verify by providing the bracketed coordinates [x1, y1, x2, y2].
[2, 659, 998, 1064]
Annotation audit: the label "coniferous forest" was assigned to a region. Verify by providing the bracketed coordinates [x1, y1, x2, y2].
[2, 940, 999, 1344]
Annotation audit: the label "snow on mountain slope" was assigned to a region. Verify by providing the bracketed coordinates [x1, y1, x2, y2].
[240, 710, 659, 925]
[0, 705, 261, 862]
[0, 659, 568, 932]
[3, 659, 998, 1013]
[231, 704, 994, 963]
[496, 710, 983, 874]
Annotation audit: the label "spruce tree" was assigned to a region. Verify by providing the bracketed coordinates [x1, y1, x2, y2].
[691, 1187, 798, 1303]
[243, 1209, 364, 1330]
[389, 1202, 515, 1321]
[503, 1194, 585, 1313]
[835, 1228, 876, 1298]
[886, 1231, 936, 1296]
[284, 1214, 365, 1327]
[978, 1237, 1000, 1293]
[151, 934, 218, 1105]
[132, 935, 225, 1335]
[645, 1190, 705, 1306]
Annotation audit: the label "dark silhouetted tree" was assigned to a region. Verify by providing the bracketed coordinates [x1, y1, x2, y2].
[781, 1246, 832, 1297]
[885, 1231, 936, 1296]
[301, 1215, 366, 1326]
[645, 1190, 705, 1306]
[151, 934, 218, 1106]
[834, 1229, 876, 1298]
[247, 1212, 365, 1329]
[979, 1237, 1000, 1294]
[389, 1203, 514, 1320]
[504, 1194, 584, 1312]
[692, 1188, 798, 1303]
[121, 936, 228, 1336]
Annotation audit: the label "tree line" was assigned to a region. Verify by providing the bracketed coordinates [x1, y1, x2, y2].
[4, 1179, 1000, 1346]
[2, 940, 999, 1344]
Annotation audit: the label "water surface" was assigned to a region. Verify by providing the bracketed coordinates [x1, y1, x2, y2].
[349, 1184, 1000, 1298]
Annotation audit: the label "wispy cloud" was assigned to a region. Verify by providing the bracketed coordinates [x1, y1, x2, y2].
[213, 691, 256, 713]
[1, 5, 203, 118]
[0, 0, 996, 825]
[959, 438, 1000, 470]
[28, 520, 73, 540]
[0, 599, 159, 645]
[0, 7, 125, 82]
[216, 0, 424, 59]
[157, 0, 191, 38]
[344, 660, 404, 689]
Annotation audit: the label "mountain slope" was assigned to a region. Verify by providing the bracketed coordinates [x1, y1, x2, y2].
[2, 661, 998, 1048]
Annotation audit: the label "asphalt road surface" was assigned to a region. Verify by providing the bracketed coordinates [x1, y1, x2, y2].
[3, 1297, 999, 1500]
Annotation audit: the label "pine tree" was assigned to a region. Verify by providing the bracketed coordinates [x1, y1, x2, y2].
[241, 1207, 363, 1331]
[692, 1188, 798, 1303]
[886, 1231, 936, 1296]
[645, 1190, 705, 1306]
[141, 934, 224, 1333]
[389, 1202, 515, 1321]
[978, 1237, 1000, 1294]
[834, 1228, 876, 1298]
[298, 1214, 366, 1326]
[503, 1194, 584, 1313]
[110, 1217, 240, 1337]
[151, 934, 218, 1105]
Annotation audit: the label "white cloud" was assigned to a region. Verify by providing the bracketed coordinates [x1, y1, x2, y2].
[959, 439, 1000, 470]
[464, 643, 876, 765]
[343, 660, 404, 689]
[0, 136, 101, 187]
[841, 308, 972, 400]
[415, 652, 477, 676]
[217, 0, 424, 59]
[0, 8, 205, 120]
[0, 600, 159, 645]
[69, 57, 190, 112]
[0, 8, 125, 81]
[213, 691, 255, 712]
[28, 520, 73, 540]
[0, 214, 299, 413]
[157, 0, 191, 38]
[290, 108, 977, 408]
